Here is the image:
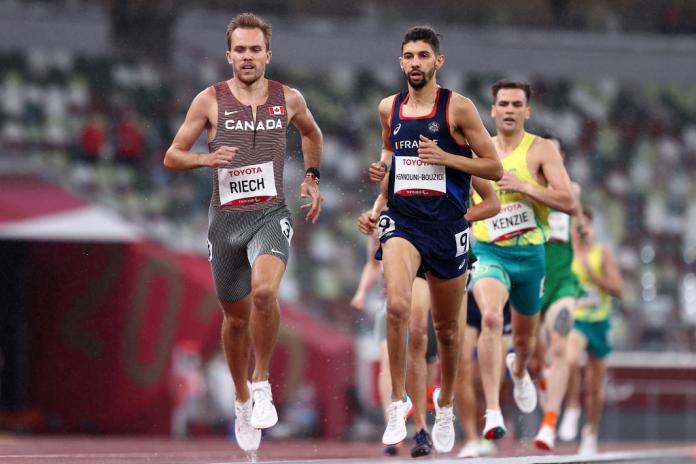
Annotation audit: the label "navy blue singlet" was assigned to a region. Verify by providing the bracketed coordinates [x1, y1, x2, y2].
[387, 88, 473, 222]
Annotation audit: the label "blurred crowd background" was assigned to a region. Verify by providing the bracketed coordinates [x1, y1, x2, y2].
[3, 0, 696, 354]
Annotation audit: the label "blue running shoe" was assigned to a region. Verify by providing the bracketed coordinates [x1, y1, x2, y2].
[410, 429, 433, 458]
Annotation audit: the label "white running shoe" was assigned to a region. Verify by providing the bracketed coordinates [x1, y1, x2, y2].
[382, 399, 410, 445]
[482, 409, 507, 440]
[578, 427, 598, 455]
[477, 438, 497, 456]
[457, 440, 480, 458]
[234, 399, 261, 452]
[505, 352, 538, 413]
[431, 387, 455, 453]
[250, 380, 278, 429]
[534, 423, 556, 451]
[558, 407, 581, 441]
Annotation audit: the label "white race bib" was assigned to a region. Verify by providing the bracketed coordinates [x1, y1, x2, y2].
[394, 157, 446, 196]
[218, 161, 277, 207]
[485, 201, 537, 242]
[548, 211, 570, 242]
[577, 285, 602, 308]
[455, 228, 470, 257]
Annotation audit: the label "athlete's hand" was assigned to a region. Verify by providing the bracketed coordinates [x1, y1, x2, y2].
[496, 171, 528, 194]
[206, 146, 238, 167]
[350, 292, 366, 311]
[417, 135, 448, 165]
[300, 175, 322, 224]
[368, 161, 388, 182]
[357, 210, 378, 235]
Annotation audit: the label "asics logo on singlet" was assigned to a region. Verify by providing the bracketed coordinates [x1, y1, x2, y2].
[225, 119, 283, 131]
[394, 139, 437, 150]
[393, 123, 401, 135]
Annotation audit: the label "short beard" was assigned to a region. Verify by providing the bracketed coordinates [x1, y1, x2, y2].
[406, 67, 435, 89]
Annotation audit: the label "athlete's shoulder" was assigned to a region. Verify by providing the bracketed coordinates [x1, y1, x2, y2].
[447, 91, 481, 121]
[282, 84, 307, 110]
[529, 134, 562, 160]
[379, 94, 399, 110]
[189, 85, 217, 111]
[447, 91, 476, 107]
[378, 94, 399, 118]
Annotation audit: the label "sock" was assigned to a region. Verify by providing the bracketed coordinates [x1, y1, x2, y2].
[542, 410, 558, 428]
[251, 380, 270, 389]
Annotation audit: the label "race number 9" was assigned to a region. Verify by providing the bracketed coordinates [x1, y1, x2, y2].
[455, 228, 470, 257]
[378, 215, 395, 239]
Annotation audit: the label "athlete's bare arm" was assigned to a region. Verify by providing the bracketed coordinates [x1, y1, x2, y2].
[357, 177, 388, 235]
[585, 247, 623, 298]
[368, 96, 397, 183]
[285, 86, 323, 223]
[163, 87, 238, 170]
[466, 177, 500, 222]
[496, 137, 575, 214]
[350, 234, 381, 310]
[417, 94, 503, 181]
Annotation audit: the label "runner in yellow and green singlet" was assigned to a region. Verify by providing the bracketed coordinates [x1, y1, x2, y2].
[563, 206, 623, 456]
[469, 80, 576, 440]
[531, 135, 587, 451]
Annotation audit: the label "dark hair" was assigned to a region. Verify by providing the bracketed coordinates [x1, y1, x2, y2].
[401, 26, 442, 54]
[491, 79, 532, 103]
[227, 13, 272, 51]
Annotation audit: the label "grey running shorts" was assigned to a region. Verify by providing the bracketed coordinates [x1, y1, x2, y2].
[207, 203, 293, 302]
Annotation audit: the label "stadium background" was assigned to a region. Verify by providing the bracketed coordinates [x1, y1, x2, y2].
[1, 0, 696, 456]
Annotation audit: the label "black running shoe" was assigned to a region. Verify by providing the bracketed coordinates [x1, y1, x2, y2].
[411, 428, 433, 458]
[383, 444, 398, 456]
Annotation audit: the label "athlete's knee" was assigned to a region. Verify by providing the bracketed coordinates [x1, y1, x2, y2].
[386, 293, 410, 324]
[548, 334, 567, 360]
[512, 333, 532, 356]
[552, 306, 574, 336]
[222, 309, 249, 331]
[481, 311, 503, 333]
[408, 326, 428, 354]
[586, 381, 603, 400]
[251, 284, 278, 310]
[433, 319, 459, 348]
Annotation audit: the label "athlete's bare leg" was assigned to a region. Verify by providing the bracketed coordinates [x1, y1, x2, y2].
[564, 362, 582, 410]
[221, 296, 253, 403]
[382, 237, 421, 401]
[378, 340, 392, 421]
[564, 329, 588, 423]
[565, 330, 588, 386]
[455, 318, 480, 444]
[406, 277, 431, 431]
[529, 323, 547, 380]
[541, 297, 576, 416]
[428, 271, 467, 407]
[510, 309, 539, 379]
[249, 254, 285, 382]
[584, 355, 606, 434]
[473, 278, 509, 411]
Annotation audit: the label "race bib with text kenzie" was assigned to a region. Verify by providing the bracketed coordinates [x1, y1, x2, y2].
[485, 201, 537, 242]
